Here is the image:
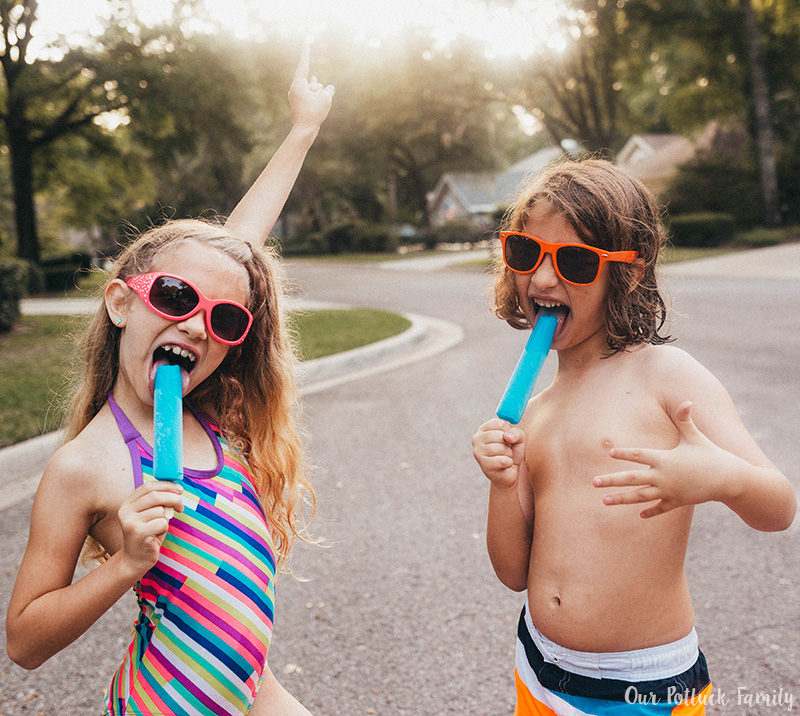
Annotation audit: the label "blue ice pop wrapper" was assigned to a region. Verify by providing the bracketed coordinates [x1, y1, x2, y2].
[496, 309, 558, 424]
[153, 364, 183, 482]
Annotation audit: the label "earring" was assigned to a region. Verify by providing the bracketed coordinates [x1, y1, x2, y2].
[115, 317, 123, 325]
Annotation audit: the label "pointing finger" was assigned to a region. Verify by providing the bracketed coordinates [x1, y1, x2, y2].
[294, 39, 311, 82]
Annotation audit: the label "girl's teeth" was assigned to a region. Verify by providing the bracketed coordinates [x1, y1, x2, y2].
[166, 345, 196, 362]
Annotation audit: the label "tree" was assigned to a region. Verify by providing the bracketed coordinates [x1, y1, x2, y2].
[738, 0, 780, 226]
[348, 35, 519, 226]
[515, 0, 642, 156]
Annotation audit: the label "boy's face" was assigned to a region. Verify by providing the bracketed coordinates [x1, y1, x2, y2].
[515, 200, 610, 356]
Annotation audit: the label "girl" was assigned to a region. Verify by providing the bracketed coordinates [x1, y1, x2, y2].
[472, 159, 795, 716]
[6, 45, 333, 715]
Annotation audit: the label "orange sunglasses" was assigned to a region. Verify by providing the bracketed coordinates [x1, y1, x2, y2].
[499, 232, 638, 286]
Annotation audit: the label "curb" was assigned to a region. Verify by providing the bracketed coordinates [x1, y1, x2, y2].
[0, 312, 462, 512]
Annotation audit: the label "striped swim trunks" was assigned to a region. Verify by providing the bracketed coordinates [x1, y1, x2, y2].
[515, 605, 712, 715]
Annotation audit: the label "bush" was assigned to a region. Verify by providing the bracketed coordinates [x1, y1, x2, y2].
[322, 222, 398, 254]
[669, 213, 736, 248]
[0, 261, 24, 333]
[665, 157, 761, 227]
[417, 220, 493, 250]
[39, 251, 92, 293]
[1, 258, 45, 295]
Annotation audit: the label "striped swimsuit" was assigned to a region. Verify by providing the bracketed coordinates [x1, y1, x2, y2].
[105, 394, 276, 716]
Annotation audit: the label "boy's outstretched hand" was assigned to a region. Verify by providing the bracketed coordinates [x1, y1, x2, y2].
[593, 401, 743, 518]
[289, 40, 335, 132]
[472, 418, 527, 490]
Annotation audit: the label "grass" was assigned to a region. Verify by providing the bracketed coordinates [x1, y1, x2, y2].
[0, 308, 411, 448]
[0, 314, 89, 448]
[291, 308, 411, 361]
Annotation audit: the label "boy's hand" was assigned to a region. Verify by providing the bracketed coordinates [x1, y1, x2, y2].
[289, 40, 334, 131]
[593, 401, 738, 518]
[472, 418, 526, 489]
[118, 481, 184, 577]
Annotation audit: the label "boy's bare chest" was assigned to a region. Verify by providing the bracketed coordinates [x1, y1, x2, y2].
[525, 379, 676, 490]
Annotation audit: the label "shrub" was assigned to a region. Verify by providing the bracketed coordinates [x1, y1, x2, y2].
[418, 220, 492, 250]
[322, 222, 398, 254]
[40, 251, 92, 293]
[1, 258, 45, 295]
[0, 261, 24, 333]
[665, 157, 761, 227]
[669, 213, 736, 248]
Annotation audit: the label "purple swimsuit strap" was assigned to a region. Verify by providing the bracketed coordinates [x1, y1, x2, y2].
[107, 392, 224, 489]
[108, 392, 145, 488]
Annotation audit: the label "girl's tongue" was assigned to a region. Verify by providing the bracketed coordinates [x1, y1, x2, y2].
[150, 346, 194, 395]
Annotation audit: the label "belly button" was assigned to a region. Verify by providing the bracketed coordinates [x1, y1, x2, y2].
[552, 596, 561, 607]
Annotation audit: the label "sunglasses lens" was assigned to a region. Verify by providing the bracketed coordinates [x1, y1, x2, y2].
[556, 246, 601, 285]
[150, 276, 199, 316]
[504, 234, 541, 272]
[211, 303, 250, 343]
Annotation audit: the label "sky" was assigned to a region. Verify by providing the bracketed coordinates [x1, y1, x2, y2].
[34, 0, 568, 59]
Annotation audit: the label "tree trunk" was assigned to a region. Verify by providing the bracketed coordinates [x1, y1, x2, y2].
[7, 128, 39, 263]
[739, 0, 781, 227]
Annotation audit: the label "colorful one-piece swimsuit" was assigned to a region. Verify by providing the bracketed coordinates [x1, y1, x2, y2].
[105, 394, 276, 716]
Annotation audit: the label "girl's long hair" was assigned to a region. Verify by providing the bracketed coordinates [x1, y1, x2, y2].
[492, 158, 672, 352]
[70, 219, 311, 570]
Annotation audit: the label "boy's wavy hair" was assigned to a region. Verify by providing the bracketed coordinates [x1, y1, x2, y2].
[69, 219, 312, 571]
[493, 158, 672, 352]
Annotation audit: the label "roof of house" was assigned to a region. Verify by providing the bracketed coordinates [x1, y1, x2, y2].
[429, 145, 565, 215]
[617, 133, 695, 180]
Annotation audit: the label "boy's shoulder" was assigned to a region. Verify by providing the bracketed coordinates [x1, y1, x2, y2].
[631, 343, 702, 374]
[630, 343, 727, 405]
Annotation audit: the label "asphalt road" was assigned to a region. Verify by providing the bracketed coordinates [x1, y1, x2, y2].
[1, 252, 798, 715]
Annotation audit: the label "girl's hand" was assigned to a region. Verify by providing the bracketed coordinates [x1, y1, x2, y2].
[289, 40, 334, 131]
[593, 401, 739, 518]
[117, 481, 184, 577]
[472, 418, 526, 490]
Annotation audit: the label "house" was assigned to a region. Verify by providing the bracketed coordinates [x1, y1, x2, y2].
[615, 133, 696, 195]
[428, 132, 706, 226]
[427, 146, 564, 226]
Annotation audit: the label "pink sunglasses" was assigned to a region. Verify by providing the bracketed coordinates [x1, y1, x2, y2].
[126, 273, 253, 345]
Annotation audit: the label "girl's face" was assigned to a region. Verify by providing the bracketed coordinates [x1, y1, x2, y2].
[514, 200, 610, 358]
[107, 240, 250, 411]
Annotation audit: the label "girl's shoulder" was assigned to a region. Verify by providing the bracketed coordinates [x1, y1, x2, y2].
[42, 405, 134, 509]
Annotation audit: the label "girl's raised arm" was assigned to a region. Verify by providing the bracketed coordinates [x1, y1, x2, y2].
[225, 41, 334, 245]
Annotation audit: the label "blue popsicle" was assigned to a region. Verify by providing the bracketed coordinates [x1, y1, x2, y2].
[153, 364, 184, 483]
[496, 309, 558, 424]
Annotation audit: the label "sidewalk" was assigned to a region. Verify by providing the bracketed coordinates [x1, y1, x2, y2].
[660, 240, 800, 279]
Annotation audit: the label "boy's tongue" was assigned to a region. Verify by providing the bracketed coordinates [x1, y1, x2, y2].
[536, 304, 569, 337]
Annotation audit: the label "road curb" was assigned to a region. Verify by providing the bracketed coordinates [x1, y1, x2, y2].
[0, 312, 461, 511]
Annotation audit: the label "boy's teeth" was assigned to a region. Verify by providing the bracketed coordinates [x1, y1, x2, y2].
[535, 300, 564, 309]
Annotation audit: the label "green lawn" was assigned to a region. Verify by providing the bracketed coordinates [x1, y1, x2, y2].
[0, 308, 411, 448]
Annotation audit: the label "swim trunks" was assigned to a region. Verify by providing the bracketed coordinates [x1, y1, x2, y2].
[515, 605, 712, 715]
[104, 394, 276, 716]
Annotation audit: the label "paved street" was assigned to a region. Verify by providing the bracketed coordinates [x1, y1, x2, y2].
[1, 246, 798, 715]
